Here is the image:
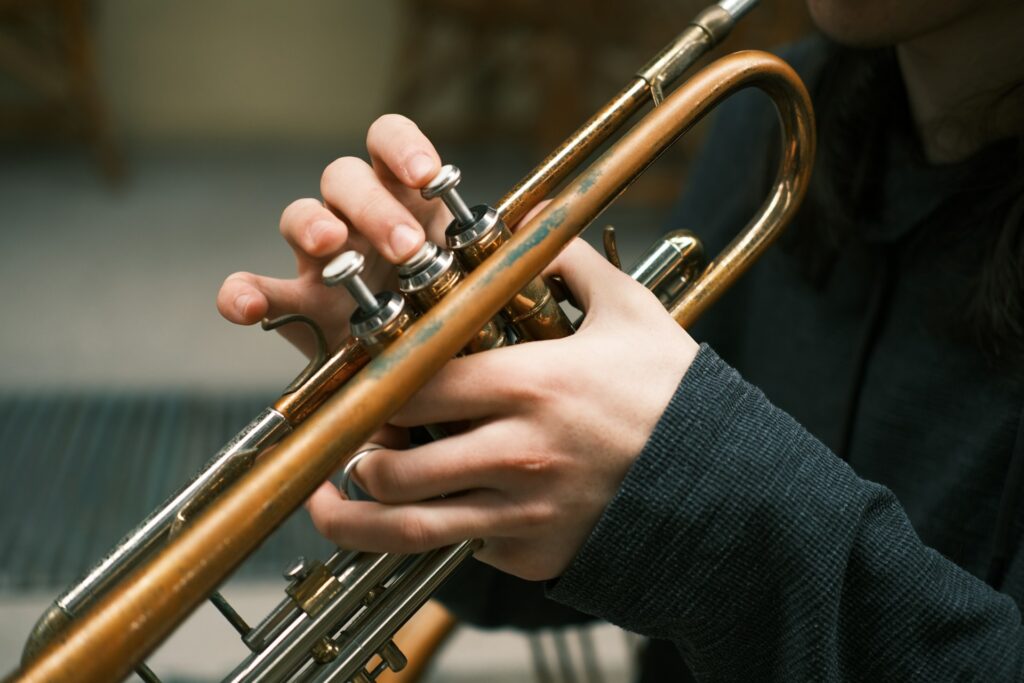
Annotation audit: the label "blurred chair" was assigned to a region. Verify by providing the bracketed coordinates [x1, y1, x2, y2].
[0, 0, 121, 180]
[390, 0, 812, 204]
[392, 0, 632, 149]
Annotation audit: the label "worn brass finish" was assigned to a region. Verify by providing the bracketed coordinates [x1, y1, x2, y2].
[637, 6, 732, 104]
[398, 245, 507, 353]
[602, 226, 623, 270]
[350, 299, 416, 358]
[260, 314, 330, 395]
[377, 602, 457, 683]
[168, 446, 257, 539]
[273, 337, 370, 424]
[11, 50, 813, 683]
[450, 218, 572, 341]
[285, 562, 344, 617]
[310, 638, 341, 665]
[19, 605, 71, 665]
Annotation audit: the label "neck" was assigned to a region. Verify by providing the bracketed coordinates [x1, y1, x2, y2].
[897, 2, 1024, 163]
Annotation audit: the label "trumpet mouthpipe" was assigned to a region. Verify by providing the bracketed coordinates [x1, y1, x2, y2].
[718, 0, 758, 20]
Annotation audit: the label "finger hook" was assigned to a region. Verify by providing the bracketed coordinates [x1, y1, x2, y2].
[262, 314, 329, 394]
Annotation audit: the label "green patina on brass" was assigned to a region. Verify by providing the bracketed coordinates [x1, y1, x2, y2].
[499, 206, 568, 266]
[366, 318, 444, 377]
[577, 168, 602, 194]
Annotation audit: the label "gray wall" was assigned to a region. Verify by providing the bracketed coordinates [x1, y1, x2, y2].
[95, 0, 403, 142]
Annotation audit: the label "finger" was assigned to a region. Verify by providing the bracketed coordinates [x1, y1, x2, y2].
[370, 424, 410, 451]
[305, 479, 345, 513]
[217, 271, 318, 325]
[388, 346, 544, 427]
[353, 424, 512, 504]
[321, 156, 425, 262]
[278, 198, 349, 269]
[543, 238, 637, 315]
[366, 114, 441, 188]
[510, 198, 551, 232]
[308, 489, 506, 554]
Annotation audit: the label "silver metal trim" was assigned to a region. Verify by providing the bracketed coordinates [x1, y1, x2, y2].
[57, 408, 291, 614]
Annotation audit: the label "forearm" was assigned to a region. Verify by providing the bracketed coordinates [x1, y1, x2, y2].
[549, 345, 1024, 679]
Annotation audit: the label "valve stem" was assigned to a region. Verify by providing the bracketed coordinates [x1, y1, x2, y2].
[422, 164, 475, 226]
[323, 251, 380, 313]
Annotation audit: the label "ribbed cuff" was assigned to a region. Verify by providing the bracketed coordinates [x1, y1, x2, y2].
[547, 343, 844, 668]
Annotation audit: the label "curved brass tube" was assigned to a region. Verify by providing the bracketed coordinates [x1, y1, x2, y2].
[12, 50, 814, 682]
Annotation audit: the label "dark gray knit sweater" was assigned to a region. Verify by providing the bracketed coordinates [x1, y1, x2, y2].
[439, 38, 1024, 680]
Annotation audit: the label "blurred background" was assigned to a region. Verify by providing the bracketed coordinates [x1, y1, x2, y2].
[0, 0, 810, 680]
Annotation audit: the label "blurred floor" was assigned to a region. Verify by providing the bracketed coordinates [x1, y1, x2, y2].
[0, 142, 675, 680]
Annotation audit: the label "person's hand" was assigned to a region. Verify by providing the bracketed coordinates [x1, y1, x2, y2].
[306, 239, 700, 581]
[215, 115, 451, 356]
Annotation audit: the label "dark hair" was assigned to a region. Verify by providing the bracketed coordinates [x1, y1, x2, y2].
[782, 41, 1024, 362]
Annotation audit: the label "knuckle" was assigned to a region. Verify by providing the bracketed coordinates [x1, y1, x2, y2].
[516, 501, 555, 529]
[395, 512, 434, 552]
[500, 366, 553, 405]
[367, 113, 415, 143]
[363, 461, 406, 503]
[506, 447, 555, 475]
[352, 186, 392, 229]
[309, 507, 347, 546]
[320, 156, 365, 196]
[278, 198, 318, 237]
[220, 271, 256, 295]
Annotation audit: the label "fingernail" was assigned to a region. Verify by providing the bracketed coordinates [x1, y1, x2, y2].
[407, 153, 434, 183]
[306, 220, 332, 251]
[234, 294, 251, 317]
[390, 223, 421, 260]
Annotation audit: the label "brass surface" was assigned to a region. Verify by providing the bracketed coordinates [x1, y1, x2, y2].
[273, 337, 371, 425]
[20, 605, 71, 666]
[632, 230, 706, 307]
[261, 314, 330, 395]
[495, 78, 649, 227]
[11, 51, 814, 682]
[352, 303, 416, 359]
[402, 256, 507, 353]
[310, 638, 341, 665]
[452, 218, 574, 341]
[378, 601, 457, 683]
[285, 562, 343, 617]
[602, 226, 622, 270]
[168, 446, 257, 539]
[637, 6, 728, 104]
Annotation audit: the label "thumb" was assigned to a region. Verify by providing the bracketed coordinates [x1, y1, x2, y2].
[544, 238, 638, 315]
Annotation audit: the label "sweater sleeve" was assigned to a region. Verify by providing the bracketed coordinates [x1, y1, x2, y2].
[548, 344, 1024, 680]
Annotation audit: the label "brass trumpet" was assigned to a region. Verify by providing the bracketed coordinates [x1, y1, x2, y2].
[10, 0, 815, 679]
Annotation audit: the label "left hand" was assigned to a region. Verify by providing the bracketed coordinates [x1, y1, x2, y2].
[307, 238, 700, 581]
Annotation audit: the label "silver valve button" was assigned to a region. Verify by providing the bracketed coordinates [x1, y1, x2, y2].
[283, 556, 310, 582]
[421, 164, 475, 227]
[322, 251, 380, 314]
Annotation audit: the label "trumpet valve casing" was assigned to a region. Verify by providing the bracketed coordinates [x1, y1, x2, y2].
[349, 293, 414, 357]
[445, 205, 572, 341]
[398, 241, 508, 353]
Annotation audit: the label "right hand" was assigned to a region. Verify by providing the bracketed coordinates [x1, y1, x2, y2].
[216, 114, 452, 357]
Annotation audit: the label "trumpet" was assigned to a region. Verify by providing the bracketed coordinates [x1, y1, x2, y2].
[10, 0, 815, 680]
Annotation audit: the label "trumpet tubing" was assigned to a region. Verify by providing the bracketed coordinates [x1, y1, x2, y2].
[11, 2, 815, 680]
